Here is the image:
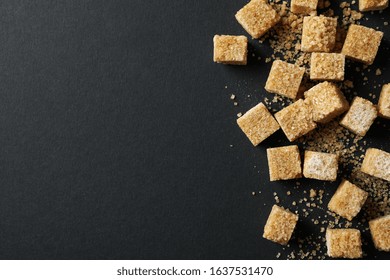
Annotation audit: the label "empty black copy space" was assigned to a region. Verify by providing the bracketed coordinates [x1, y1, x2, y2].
[0, 0, 388, 259]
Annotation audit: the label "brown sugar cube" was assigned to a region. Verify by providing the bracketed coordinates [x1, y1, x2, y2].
[369, 215, 390, 252]
[213, 35, 248, 65]
[328, 180, 368, 221]
[341, 24, 383, 65]
[266, 145, 302, 181]
[304, 82, 349, 123]
[359, 0, 389, 11]
[303, 151, 338, 181]
[237, 103, 280, 146]
[340, 97, 377, 136]
[265, 60, 305, 99]
[263, 205, 298, 245]
[361, 148, 390, 181]
[291, 0, 318, 15]
[326, 228, 363, 259]
[274, 99, 317, 142]
[301, 16, 337, 52]
[378, 83, 390, 119]
[235, 0, 280, 39]
[310, 53, 345, 81]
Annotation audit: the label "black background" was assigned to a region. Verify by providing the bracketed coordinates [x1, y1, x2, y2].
[0, 0, 388, 259]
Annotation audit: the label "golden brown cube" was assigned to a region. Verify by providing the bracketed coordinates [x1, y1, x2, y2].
[369, 215, 390, 251]
[237, 102, 280, 146]
[304, 82, 349, 123]
[378, 83, 390, 119]
[291, 0, 318, 15]
[328, 180, 368, 221]
[340, 97, 377, 136]
[213, 35, 248, 65]
[341, 24, 383, 65]
[235, 0, 280, 39]
[274, 99, 317, 142]
[326, 228, 363, 259]
[361, 148, 390, 181]
[359, 0, 389, 11]
[267, 145, 302, 181]
[263, 205, 298, 245]
[301, 16, 337, 52]
[303, 151, 338, 181]
[265, 60, 305, 99]
[310, 53, 345, 81]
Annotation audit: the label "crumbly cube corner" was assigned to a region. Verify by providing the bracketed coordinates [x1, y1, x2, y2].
[266, 145, 302, 181]
[361, 148, 390, 181]
[378, 83, 390, 119]
[303, 151, 338, 181]
[301, 16, 337, 52]
[340, 97, 377, 136]
[274, 99, 317, 142]
[341, 24, 383, 65]
[263, 205, 298, 245]
[369, 215, 390, 251]
[328, 180, 368, 221]
[237, 102, 280, 146]
[265, 60, 305, 99]
[235, 0, 280, 39]
[291, 0, 318, 15]
[359, 0, 389, 12]
[213, 35, 248, 65]
[304, 82, 349, 123]
[326, 228, 362, 259]
[310, 53, 345, 81]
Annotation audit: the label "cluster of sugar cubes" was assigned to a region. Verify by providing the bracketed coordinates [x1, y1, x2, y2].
[213, 0, 390, 257]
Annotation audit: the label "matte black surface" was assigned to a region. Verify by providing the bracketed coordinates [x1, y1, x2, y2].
[0, 0, 388, 259]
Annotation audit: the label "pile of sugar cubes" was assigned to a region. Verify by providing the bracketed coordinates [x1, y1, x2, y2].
[213, 0, 390, 258]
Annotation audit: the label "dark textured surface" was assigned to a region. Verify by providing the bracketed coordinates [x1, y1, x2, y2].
[0, 0, 388, 259]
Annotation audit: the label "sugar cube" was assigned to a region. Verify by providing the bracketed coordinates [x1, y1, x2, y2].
[213, 35, 248, 65]
[265, 60, 305, 99]
[235, 0, 280, 39]
[340, 97, 377, 136]
[304, 82, 349, 123]
[291, 0, 319, 15]
[378, 83, 390, 119]
[267, 145, 302, 181]
[275, 99, 317, 142]
[328, 180, 368, 221]
[263, 205, 298, 245]
[237, 102, 280, 146]
[341, 24, 383, 65]
[361, 148, 390, 182]
[359, 0, 389, 12]
[303, 151, 338, 181]
[369, 215, 390, 252]
[326, 228, 363, 259]
[301, 16, 337, 52]
[310, 53, 345, 81]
